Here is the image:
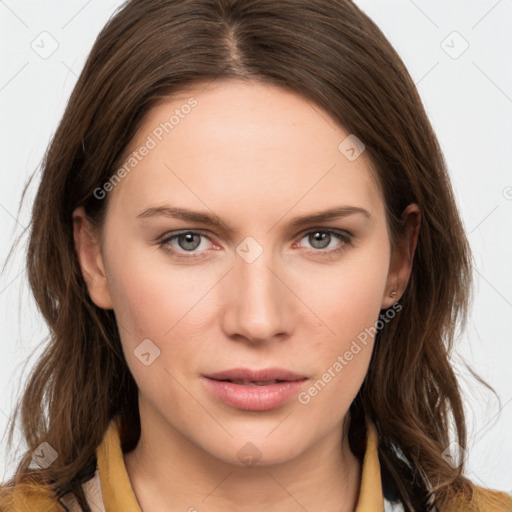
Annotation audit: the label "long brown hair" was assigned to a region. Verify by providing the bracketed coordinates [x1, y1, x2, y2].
[1, 0, 483, 510]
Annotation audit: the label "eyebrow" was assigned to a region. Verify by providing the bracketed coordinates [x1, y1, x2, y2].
[136, 205, 371, 232]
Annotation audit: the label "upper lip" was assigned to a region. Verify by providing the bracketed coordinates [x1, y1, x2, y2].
[203, 367, 307, 382]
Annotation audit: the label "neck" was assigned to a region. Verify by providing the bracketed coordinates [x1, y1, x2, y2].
[124, 407, 362, 512]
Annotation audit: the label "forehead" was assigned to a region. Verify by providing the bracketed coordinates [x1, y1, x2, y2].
[107, 79, 384, 225]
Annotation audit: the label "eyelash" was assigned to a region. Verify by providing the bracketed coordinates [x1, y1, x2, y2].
[158, 229, 353, 260]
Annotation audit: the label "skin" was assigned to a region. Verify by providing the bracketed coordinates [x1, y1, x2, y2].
[73, 79, 420, 512]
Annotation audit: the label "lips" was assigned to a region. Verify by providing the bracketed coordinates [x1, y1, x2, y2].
[203, 367, 307, 384]
[202, 368, 308, 411]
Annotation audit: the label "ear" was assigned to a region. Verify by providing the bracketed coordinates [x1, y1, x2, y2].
[72, 206, 113, 309]
[381, 203, 421, 309]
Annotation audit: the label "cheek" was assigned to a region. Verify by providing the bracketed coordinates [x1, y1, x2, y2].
[296, 248, 389, 411]
[102, 241, 221, 384]
[304, 249, 389, 350]
[298, 283, 381, 424]
[103, 249, 202, 406]
[104, 240, 207, 339]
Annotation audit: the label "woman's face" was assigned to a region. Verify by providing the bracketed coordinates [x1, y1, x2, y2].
[75, 79, 415, 466]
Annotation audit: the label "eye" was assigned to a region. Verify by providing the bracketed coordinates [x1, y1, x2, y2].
[158, 228, 353, 260]
[159, 231, 214, 259]
[296, 229, 352, 255]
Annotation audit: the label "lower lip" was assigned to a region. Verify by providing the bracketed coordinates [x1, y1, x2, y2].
[202, 377, 307, 411]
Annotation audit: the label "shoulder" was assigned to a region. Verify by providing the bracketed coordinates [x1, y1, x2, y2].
[442, 482, 512, 512]
[0, 471, 104, 512]
[0, 480, 66, 512]
[381, 478, 512, 512]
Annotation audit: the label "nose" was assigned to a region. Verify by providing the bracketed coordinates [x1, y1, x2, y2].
[220, 246, 297, 345]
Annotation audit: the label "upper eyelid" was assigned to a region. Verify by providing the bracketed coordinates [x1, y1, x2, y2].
[160, 228, 352, 249]
[160, 229, 216, 245]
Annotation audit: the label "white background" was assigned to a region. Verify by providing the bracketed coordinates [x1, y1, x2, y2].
[1, 0, 511, 493]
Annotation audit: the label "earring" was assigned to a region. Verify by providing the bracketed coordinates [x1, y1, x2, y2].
[390, 291, 397, 298]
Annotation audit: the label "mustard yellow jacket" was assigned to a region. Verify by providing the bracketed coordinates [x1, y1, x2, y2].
[1, 418, 511, 511]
